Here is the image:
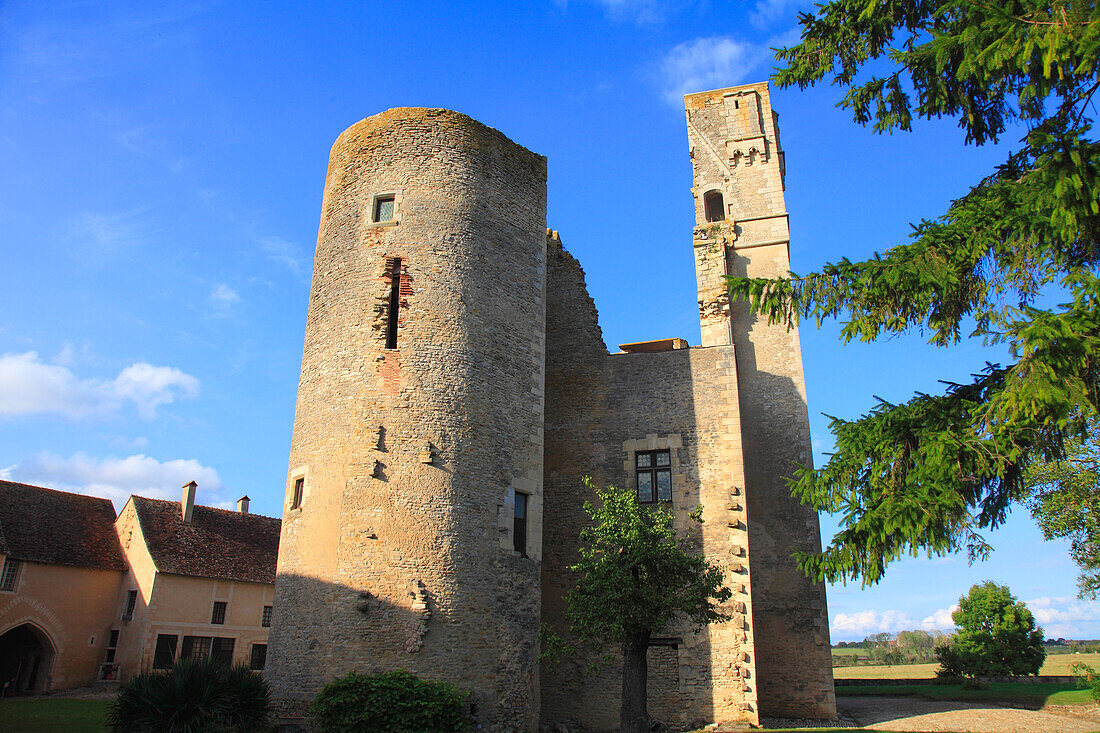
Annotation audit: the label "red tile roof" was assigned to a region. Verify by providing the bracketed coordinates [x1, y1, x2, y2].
[0, 480, 127, 571]
[132, 496, 280, 585]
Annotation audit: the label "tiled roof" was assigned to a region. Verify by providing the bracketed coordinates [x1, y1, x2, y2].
[0, 480, 127, 571]
[132, 496, 280, 585]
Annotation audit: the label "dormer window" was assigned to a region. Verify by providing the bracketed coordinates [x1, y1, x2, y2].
[704, 190, 725, 222]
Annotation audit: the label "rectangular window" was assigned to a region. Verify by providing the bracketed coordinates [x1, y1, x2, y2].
[211, 601, 227, 625]
[636, 449, 672, 504]
[291, 477, 304, 509]
[262, 605, 273, 628]
[373, 195, 395, 223]
[105, 629, 120, 664]
[123, 589, 138, 619]
[385, 257, 402, 349]
[513, 492, 528, 555]
[250, 643, 267, 671]
[153, 634, 178, 669]
[211, 637, 235, 667]
[0, 557, 21, 591]
[181, 635, 213, 661]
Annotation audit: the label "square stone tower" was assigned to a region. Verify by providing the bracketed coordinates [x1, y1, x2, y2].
[685, 82, 836, 718]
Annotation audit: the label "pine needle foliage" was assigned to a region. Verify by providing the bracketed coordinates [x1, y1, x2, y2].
[728, 0, 1100, 585]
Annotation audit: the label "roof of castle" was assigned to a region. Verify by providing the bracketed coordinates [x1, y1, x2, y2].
[131, 495, 280, 585]
[0, 480, 127, 571]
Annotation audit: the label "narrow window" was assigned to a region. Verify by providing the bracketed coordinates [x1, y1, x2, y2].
[250, 643, 268, 671]
[123, 589, 138, 620]
[373, 194, 395, 223]
[211, 637, 235, 667]
[636, 449, 672, 504]
[291, 477, 304, 509]
[0, 557, 21, 591]
[385, 257, 402, 349]
[105, 629, 120, 664]
[211, 601, 227, 625]
[152, 634, 178, 669]
[513, 492, 528, 555]
[262, 605, 273, 628]
[181, 635, 213, 660]
[704, 190, 725, 222]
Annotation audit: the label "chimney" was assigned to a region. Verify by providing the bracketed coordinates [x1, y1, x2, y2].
[181, 481, 197, 524]
[237, 495, 250, 514]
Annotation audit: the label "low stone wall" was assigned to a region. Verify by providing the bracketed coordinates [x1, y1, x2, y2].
[835, 675, 1079, 686]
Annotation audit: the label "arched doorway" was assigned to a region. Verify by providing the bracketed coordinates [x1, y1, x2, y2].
[0, 624, 55, 695]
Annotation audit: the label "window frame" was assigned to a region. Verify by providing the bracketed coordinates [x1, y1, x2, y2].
[635, 449, 672, 504]
[290, 476, 304, 510]
[105, 628, 120, 664]
[0, 557, 21, 591]
[250, 643, 267, 671]
[152, 634, 178, 670]
[513, 492, 528, 556]
[704, 189, 726, 222]
[262, 605, 273, 628]
[372, 194, 396, 224]
[123, 589, 138, 620]
[211, 601, 227, 625]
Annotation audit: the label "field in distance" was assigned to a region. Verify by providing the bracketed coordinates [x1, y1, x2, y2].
[834, 651, 1100, 679]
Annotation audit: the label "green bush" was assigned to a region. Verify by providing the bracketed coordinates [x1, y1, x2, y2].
[935, 582, 1046, 678]
[310, 669, 472, 733]
[108, 657, 269, 732]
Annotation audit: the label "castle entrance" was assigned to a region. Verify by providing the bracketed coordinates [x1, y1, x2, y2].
[0, 623, 55, 695]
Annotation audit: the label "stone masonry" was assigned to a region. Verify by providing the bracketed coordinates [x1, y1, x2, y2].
[267, 82, 835, 732]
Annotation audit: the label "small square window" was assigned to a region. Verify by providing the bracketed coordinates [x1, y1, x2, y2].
[373, 195, 395, 223]
[636, 450, 672, 504]
[211, 601, 227, 625]
[262, 605, 273, 628]
[0, 557, 21, 591]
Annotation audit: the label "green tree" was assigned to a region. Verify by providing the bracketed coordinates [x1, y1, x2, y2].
[1026, 420, 1100, 596]
[729, 0, 1100, 585]
[565, 482, 731, 733]
[935, 581, 1046, 677]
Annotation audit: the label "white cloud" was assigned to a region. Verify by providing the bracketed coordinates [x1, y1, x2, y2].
[111, 363, 199, 419]
[831, 609, 915, 637]
[72, 209, 149, 255]
[209, 283, 241, 314]
[555, 0, 685, 24]
[659, 29, 804, 106]
[0, 351, 199, 420]
[749, 0, 806, 30]
[660, 37, 771, 105]
[258, 235, 306, 277]
[921, 604, 959, 631]
[0, 451, 223, 507]
[1027, 596, 1100, 637]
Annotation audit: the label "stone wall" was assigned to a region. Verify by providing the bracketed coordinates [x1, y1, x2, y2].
[266, 108, 548, 732]
[684, 82, 836, 718]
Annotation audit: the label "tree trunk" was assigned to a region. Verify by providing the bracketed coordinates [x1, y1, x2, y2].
[620, 630, 651, 733]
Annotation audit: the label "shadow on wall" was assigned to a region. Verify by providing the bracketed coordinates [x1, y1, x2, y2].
[727, 249, 835, 718]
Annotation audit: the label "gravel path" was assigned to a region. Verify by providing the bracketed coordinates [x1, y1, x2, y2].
[838, 695, 1100, 732]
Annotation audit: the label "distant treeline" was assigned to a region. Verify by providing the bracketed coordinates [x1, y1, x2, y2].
[832, 632, 1100, 667]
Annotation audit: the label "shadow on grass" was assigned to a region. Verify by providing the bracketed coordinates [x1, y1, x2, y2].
[835, 681, 1093, 710]
[0, 699, 110, 733]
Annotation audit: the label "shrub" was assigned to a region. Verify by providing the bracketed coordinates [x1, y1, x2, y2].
[108, 657, 270, 732]
[935, 582, 1045, 678]
[310, 669, 472, 732]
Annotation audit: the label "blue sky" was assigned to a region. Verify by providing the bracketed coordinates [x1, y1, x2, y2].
[1, 0, 1095, 642]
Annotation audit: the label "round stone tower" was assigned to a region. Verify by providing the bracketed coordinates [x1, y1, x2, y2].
[266, 108, 548, 731]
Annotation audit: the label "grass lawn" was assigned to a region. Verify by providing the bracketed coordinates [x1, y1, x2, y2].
[833, 651, 1100, 679]
[834, 680, 1094, 709]
[0, 699, 110, 733]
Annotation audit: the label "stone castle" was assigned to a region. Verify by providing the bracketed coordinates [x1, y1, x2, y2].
[265, 82, 836, 731]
